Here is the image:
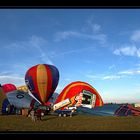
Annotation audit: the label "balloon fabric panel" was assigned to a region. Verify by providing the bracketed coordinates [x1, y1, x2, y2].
[44, 65, 53, 103]
[2, 84, 17, 94]
[37, 64, 48, 103]
[25, 65, 41, 102]
[49, 65, 59, 92]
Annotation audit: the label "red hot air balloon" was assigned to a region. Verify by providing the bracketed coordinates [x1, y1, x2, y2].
[25, 64, 59, 105]
[2, 83, 17, 94]
[55, 81, 104, 110]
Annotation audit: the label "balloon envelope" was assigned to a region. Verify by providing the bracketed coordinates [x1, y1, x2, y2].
[55, 81, 104, 109]
[25, 64, 59, 105]
[17, 85, 28, 92]
[6, 90, 39, 109]
[2, 84, 17, 94]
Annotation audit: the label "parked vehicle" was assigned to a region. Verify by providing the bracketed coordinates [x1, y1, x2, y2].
[54, 109, 73, 117]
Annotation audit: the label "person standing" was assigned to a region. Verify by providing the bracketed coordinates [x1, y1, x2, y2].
[35, 108, 42, 121]
[30, 109, 36, 122]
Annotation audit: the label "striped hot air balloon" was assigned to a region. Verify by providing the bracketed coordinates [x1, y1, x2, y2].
[25, 64, 59, 105]
[55, 81, 104, 110]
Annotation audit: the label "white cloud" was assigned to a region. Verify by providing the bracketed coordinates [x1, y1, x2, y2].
[113, 45, 140, 57]
[131, 30, 140, 42]
[51, 46, 95, 58]
[102, 75, 121, 80]
[113, 49, 121, 55]
[102, 69, 140, 81]
[118, 69, 140, 75]
[91, 24, 101, 32]
[86, 65, 140, 82]
[86, 16, 101, 33]
[55, 30, 106, 44]
[54, 31, 78, 41]
[54, 18, 107, 45]
[0, 75, 24, 86]
[0, 71, 12, 75]
[86, 73, 121, 81]
[3, 35, 54, 65]
[29, 35, 47, 47]
[29, 36, 54, 65]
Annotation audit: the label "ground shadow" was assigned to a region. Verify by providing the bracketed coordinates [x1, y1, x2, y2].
[41, 115, 58, 121]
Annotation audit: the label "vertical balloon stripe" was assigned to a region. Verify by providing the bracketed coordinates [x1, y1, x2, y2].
[37, 64, 48, 103]
[49, 65, 59, 92]
[31, 65, 41, 101]
[45, 65, 53, 102]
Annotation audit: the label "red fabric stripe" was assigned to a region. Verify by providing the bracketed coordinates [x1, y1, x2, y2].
[45, 65, 52, 103]
[29, 65, 42, 103]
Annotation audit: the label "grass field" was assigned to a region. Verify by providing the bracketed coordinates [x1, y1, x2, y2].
[0, 114, 140, 132]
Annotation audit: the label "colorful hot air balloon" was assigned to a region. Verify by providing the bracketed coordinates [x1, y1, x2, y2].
[17, 85, 28, 92]
[55, 81, 104, 110]
[1, 83, 17, 94]
[1, 84, 41, 111]
[25, 64, 59, 105]
[6, 90, 39, 109]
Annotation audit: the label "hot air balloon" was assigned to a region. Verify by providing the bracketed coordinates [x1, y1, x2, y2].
[25, 64, 59, 105]
[55, 81, 104, 110]
[17, 85, 28, 92]
[1, 84, 40, 113]
[6, 90, 40, 109]
[1, 83, 17, 111]
[1, 83, 17, 94]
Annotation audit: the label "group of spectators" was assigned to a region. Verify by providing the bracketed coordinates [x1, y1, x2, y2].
[28, 107, 45, 122]
[28, 105, 52, 122]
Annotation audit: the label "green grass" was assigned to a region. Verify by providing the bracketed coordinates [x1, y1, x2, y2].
[0, 114, 140, 132]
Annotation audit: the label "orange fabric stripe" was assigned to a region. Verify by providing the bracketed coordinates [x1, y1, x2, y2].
[45, 65, 52, 102]
[37, 64, 48, 103]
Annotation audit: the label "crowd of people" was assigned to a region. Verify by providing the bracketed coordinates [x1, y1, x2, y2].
[28, 107, 46, 122]
[28, 105, 52, 122]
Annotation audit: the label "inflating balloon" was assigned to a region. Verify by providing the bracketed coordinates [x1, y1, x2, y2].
[17, 85, 28, 92]
[55, 81, 104, 109]
[25, 64, 59, 105]
[6, 90, 38, 109]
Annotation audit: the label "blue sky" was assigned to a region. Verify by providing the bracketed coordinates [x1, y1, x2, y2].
[1, 9, 140, 103]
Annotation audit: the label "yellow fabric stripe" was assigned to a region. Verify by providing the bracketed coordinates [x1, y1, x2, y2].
[68, 96, 76, 106]
[37, 64, 48, 103]
[17, 85, 28, 92]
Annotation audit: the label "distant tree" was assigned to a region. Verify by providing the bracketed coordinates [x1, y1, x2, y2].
[0, 87, 7, 112]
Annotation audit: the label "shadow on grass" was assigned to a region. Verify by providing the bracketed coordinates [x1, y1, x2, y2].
[41, 116, 58, 121]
